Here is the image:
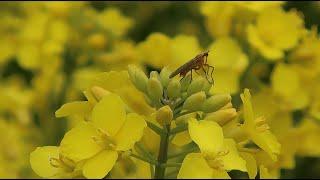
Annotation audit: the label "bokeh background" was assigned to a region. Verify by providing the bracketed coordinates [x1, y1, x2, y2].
[0, 1, 320, 178]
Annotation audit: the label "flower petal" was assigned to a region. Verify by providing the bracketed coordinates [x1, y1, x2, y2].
[30, 146, 61, 178]
[211, 169, 230, 179]
[60, 122, 102, 162]
[83, 150, 118, 179]
[221, 139, 247, 172]
[188, 118, 224, 155]
[91, 93, 126, 136]
[114, 113, 147, 151]
[178, 153, 213, 179]
[55, 101, 92, 118]
[240, 152, 257, 179]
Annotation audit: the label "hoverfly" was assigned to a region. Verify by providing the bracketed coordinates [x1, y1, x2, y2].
[169, 50, 214, 84]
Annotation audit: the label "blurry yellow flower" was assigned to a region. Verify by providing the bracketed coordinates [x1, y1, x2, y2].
[169, 34, 202, 69]
[98, 8, 133, 37]
[247, 6, 305, 60]
[235, 1, 284, 13]
[137, 33, 172, 68]
[271, 63, 309, 110]
[200, 2, 235, 38]
[240, 89, 281, 161]
[207, 37, 248, 94]
[59, 93, 147, 178]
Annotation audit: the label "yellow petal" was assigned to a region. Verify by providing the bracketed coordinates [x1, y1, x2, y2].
[30, 146, 61, 178]
[60, 122, 102, 162]
[221, 139, 247, 172]
[172, 130, 192, 147]
[247, 24, 283, 60]
[259, 165, 277, 179]
[114, 113, 147, 151]
[251, 131, 281, 161]
[188, 118, 224, 154]
[240, 152, 257, 179]
[91, 93, 126, 136]
[92, 71, 155, 116]
[240, 89, 255, 128]
[178, 153, 213, 179]
[83, 150, 118, 179]
[211, 168, 230, 179]
[55, 101, 92, 118]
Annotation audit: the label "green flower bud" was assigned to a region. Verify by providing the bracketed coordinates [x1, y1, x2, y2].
[167, 79, 181, 99]
[156, 105, 173, 126]
[187, 77, 211, 96]
[150, 71, 160, 80]
[91, 86, 110, 101]
[160, 67, 171, 88]
[128, 65, 148, 93]
[182, 91, 206, 111]
[201, 94, 232, 113]
[180, 74, 192, 92]
[147, 77, 163, 106]
[205, 108, 237, 126]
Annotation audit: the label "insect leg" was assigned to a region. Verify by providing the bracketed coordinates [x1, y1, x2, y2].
[204, 64, 214, 84]
[201, 66, 211, 83]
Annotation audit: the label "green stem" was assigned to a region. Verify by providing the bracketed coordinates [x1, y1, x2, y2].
[160, 163, 182, 168]
[130, 153, 157, 165]
[170, 123, 188, 135]
[154, 124, 171, 179]
[147, 121, 166, 136]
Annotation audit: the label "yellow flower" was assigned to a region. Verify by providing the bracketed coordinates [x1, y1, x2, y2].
[200, 2, 236, 38]
[178, 118, 247, 178]
[59, 93, 147, 178]
[98, 8, 133, 37]
[137, 33, 172, 68]
[30, 146, 83, 178]
[271, 63, 309, 110]
[240, 89, 281, 161]
[207, 37, 248, 94]
[247, 6, 305, 60]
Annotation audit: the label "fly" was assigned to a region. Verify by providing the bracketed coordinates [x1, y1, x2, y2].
[169, 50, 214, 84]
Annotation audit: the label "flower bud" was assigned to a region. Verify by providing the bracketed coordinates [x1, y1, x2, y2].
[202, 94, 231, 113]
[128, 65, 148, 93]
[167, 79, 181, 99]
[91, 86, 110, 101]
[156, 105, 173, 126]
[147, 77, 163, 105]
[160, 67, 171, 88]
[187, 77, 211, 96]
[150, 71, 160, 80]
[205, 108, 237, 126]
[182, 91, 206, 111]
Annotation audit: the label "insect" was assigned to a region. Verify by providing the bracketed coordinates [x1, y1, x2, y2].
[169, 50, 214, 84]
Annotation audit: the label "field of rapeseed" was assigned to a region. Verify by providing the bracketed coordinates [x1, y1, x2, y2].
[1, 1, 320, 179]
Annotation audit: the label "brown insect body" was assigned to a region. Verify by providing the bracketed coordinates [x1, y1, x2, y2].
[169, 50, 214, 84]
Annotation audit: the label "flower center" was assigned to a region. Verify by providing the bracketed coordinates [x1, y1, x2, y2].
[91, 128, 117, 150]
[49, 154, 75, 172]
[204, 150, 229, 171]
[254, 116, 270, 132]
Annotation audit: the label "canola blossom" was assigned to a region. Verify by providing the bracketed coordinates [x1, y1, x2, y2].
[0, 1, 319, 179]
